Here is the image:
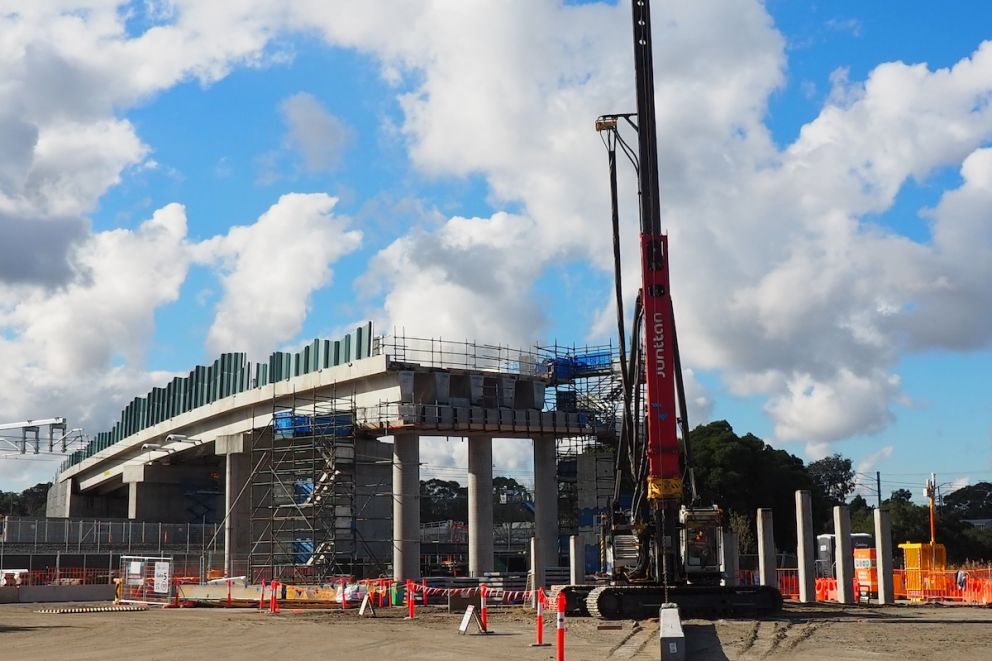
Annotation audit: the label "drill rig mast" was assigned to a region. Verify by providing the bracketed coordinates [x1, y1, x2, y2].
[569, 0, 783, 619]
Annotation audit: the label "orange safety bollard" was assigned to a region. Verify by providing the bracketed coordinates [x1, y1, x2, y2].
[270, 579, 280, 614]
[530, 587, 550, 647]
[480, 583, 488, 632]
[422, 579, 429, 607]
[555, 591, 566, 661]
[226, 578, 232, 608]
[406, 580, 415, 619]
[259, 581, 268, 612]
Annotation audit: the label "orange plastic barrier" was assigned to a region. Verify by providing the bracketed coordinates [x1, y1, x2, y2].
[776, 569, 799, 599]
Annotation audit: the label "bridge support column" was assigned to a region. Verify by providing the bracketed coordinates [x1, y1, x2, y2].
[722, 530, 739, 586]
[467, 434, 494, 577]
[569, 534, 582, 584]
[393, 433, 421, 581]
[796, 490, 815, 603]
[875, 508, 895, 605]
[834, 505, 854, 604]
[533, 437, 558, 571]
[757, 508, 776, 587]
[216, 434, 250, 577]
[127, 481, 184, 522]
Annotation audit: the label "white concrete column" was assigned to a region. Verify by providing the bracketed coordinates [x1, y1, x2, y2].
[757, 508, 776, 587]
[569, 535, 582, 584]
[392, 433, 421, 580]
[722, 531, 739, 587]
[223, 452, 251, 577]
[533, 438, 558, 571]
[795, 490, 815, 603]
[468, 434, 494, 577]
[834, 506, 854, 604]
[530, 536, 543, 601]
[874, 508, 895, 604]
[217, 433, 249, 578]
[127, 481, 141, 520]
[127, 482, 181, 521]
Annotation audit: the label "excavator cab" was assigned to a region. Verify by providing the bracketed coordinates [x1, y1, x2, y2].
[680, 506, 724, 585]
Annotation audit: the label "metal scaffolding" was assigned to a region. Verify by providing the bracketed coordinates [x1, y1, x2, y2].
[540, 341, 621, 543]
[247, 389, 391, 584]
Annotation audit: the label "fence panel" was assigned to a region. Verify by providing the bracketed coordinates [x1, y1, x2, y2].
[119, 555, 173, 606]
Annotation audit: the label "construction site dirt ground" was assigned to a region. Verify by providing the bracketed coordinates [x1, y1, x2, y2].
[2, 601, 992, 660]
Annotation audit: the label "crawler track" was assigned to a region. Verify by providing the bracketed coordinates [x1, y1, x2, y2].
[584, 584, 783, 620]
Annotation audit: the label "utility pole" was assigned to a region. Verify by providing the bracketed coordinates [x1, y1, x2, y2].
[876, 471, 882, 509]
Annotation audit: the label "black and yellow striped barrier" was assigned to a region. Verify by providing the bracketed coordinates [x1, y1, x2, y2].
[35, 605, 148, 614]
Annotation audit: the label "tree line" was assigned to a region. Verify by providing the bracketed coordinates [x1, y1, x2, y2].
[690, 420, 992, 564]
[420, 420, 992, 564]
[0, 482, 51, 517]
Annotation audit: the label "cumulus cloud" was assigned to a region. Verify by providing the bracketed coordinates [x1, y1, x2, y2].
[364, 212, 546, 345]
[0, 204, 191, 485]
[4, 0, 992, 495]
[193, 193, 362, 359]
[278, 1, 992, 459]
[856, 445, 894, 476]
[280, 92, 352, 172]
[340, 3, 992, 461]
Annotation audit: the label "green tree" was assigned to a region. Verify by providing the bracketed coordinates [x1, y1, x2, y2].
[727, 510, 755, 553]
[0, 482, 52, 516]
[943, 482, 992, 519]
[890, 489, 913, 504]
[807, 454, 855, 505]
[419, 479, 467, 523]
[849, 494, 874, 535]
[493, 476, 532, 525]
[689, 420, 814, 551]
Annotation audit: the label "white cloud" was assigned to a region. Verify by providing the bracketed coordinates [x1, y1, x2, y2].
[290, 2, 992, 460]
[3, 1, 992, 493]
[280, 92, 352, 172]
[949, 476, 971, 493]
[766, 369, 901, 446]
[0, 203, 191, 486]
[856, 445, 894, 476]
[193, 193, 362, 360]
[364, 212, 547, 346]
[682, 369, 714, 427]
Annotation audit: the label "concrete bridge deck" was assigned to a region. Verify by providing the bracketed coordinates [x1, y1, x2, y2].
[46, 331, 613, 584]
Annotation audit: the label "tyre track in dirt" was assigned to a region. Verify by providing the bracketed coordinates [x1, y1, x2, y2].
[737, 621, 794, 659]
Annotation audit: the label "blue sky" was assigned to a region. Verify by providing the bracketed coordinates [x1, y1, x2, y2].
[1, 1, 991, 497]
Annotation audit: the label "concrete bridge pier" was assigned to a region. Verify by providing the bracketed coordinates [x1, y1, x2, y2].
[834, 505, 854, 604]
[393, 432, 421, 580]
[796, 490, 816, 603]
[216, 434, 251, 577]
[757, 508, 776, 587]
[722, 530, 739, 586]
[533, 437, 559, 571]
[875, 508, 895, 604]
[467, 434, 494, 577]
